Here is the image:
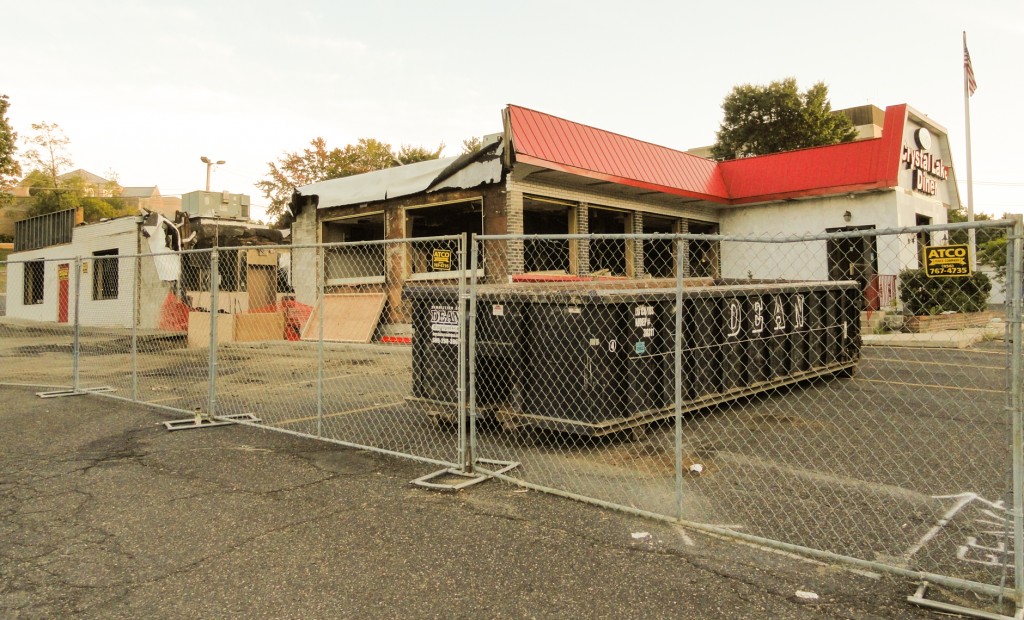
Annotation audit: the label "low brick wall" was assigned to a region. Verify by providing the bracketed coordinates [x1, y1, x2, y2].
[906, 311, 996, 333]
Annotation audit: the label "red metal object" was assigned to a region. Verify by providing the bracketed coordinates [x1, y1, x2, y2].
[507, 105, 729, 201]
[379, 335, 412, 345]
[511, 273, 624, 283]
[506, 104, 911, 205]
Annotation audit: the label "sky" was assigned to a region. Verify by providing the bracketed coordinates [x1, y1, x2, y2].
[2, 1, 1022, 223]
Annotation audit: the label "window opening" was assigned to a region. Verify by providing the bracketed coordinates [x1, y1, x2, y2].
[523, 196, 571, 273]
[92, 249, 119, 300]
[643, 214, 677, 278]
[406, 200, 481, 275]
[588, 207, 627, 276]
[688, 221, 720, 278]
[323, 213, 386, 281]
[23, 260, 44, 305]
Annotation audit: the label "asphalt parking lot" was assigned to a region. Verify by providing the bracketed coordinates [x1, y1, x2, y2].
[1, 384, 955, 619]
[0, 318, 1018, 616]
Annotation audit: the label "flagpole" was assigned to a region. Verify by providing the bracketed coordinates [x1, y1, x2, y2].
[963, 31, 976, 270]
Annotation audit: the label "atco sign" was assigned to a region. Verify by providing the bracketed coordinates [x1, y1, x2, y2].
[924, 244, 971, 278]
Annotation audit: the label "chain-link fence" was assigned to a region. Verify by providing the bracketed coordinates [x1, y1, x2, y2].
[1, 221, 1021, 607]
[468, 223, 1021, 603]
[0, 255, 78, 390]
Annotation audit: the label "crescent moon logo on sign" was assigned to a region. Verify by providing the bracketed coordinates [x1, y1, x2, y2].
[915, 127, 932, 150]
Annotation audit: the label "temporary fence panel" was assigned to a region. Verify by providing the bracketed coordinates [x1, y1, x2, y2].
[207, 239, 466, 468]
[469, 224, 1021, 605]
[0, 255, 78, 389]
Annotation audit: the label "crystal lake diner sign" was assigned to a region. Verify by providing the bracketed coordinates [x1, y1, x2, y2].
[902, 128, 948, 196]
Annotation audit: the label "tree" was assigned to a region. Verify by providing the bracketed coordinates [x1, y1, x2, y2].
[0, 94, 21, 208]
[461, 136, 483, 154]
[23, 121, 72, 188]
[948, 205, 1008, 281]
[257, 137, 444, 218]
[711, 78, 857, 161]
[21, 121, 79, 214]
[395, 142, 444, 166]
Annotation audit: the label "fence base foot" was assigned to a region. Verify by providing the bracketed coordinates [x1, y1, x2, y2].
[163, 413, 261, 432]
[36, 387, 114, 399]
[907, 581, 1019, 620]
[411, 459, 520, 491]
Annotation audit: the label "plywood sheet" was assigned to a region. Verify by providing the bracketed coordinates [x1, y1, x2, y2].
[187, 312, 235, 348]
[234, 312, 285, 342]
[301, 293, 387, 343]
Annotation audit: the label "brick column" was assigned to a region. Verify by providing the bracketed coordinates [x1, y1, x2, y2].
[678, 219, 691, 278]
[574, 203, 590, 276]
[506, 189, 524, 277]
[631, 212, 644, 278]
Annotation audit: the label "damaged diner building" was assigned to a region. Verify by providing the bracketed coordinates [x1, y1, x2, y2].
[290, 102, 959, 322]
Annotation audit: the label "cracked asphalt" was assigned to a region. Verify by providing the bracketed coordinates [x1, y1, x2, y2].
[1, 385, 956, 619]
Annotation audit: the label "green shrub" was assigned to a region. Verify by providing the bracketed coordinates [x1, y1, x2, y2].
[898, 269, 991, 315]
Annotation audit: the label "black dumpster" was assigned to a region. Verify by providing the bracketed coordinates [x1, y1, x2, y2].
[407, 280, 861, 436]
[405, 286, 526, 420]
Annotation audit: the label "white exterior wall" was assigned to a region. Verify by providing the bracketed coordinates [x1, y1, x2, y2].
[719, 113, 956, 282]
[4, 217, 176, 329]
[719, 192, 900, 281]
[5, 253, 76, 324]
[291, 204, 318, 306]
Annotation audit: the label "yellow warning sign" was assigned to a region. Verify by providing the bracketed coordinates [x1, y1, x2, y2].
[431, 249, 453, 271]
[924, 244, 971, 278]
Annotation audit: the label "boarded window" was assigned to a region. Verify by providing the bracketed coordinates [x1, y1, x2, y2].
[23, 260, 44, 305]
[93, 249, 119, 300]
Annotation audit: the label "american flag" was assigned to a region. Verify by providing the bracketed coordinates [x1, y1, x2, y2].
[964, 35, 977, 96]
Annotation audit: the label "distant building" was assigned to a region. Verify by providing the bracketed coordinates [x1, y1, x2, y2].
[5, 169, 182, 226]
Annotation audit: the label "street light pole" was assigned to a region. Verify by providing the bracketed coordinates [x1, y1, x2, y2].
[200, 156, 226, 192]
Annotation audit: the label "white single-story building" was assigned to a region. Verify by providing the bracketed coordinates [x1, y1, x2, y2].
[4, 211, 182, 329]
[4, 206, 289, 330]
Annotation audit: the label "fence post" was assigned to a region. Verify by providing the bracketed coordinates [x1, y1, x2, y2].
[72, 256, 81, 393]
[207, 248, 219, 420]
[466, 233, 479, 473]
[1007, 215, 1024, 606]
[317, 244, 325, 437]
[674, 237, 684, 521]
[131, 254, 139, 402]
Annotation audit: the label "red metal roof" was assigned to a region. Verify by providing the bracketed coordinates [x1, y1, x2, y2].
[506, 105, 730, 201]
[505, 104, 909, 205]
